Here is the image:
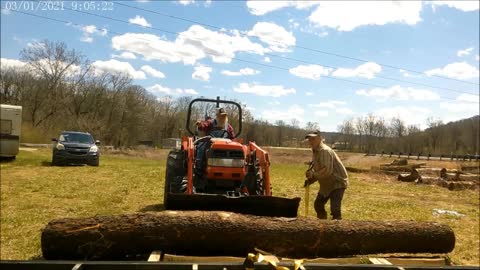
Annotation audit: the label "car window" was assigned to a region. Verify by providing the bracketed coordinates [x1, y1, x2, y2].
[59, 133, 94, 144]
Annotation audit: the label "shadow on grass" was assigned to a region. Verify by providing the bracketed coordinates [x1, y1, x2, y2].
[41, 161, 52, 166]
[0, 157, 16, 163]
[139, 204, 165, 212]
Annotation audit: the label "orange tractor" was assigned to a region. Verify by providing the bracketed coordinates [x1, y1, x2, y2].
[163, 97, 300, 217]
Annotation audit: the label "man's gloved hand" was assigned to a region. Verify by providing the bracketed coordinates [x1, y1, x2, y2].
[305, 170, 314, 179]
[303, 179, 310, 188]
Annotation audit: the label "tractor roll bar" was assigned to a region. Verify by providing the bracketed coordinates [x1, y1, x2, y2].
[186, 96, 242, 138]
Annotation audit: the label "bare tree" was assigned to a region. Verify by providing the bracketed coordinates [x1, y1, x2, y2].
[425, 117, 443, 153]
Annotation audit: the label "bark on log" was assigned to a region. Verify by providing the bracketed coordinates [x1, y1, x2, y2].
[41, 211, 455, 260]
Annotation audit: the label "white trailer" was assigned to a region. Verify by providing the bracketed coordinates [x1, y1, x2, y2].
[0, 104, 22, 158]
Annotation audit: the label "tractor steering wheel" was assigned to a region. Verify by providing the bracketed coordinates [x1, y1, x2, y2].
[209, 128, 228, 139]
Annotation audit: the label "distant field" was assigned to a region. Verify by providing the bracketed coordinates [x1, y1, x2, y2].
[1, 148, 479, 265]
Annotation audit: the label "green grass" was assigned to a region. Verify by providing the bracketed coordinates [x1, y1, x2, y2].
[1, 149, 479, 265]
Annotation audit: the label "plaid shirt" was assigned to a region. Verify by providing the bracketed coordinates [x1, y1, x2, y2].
[197, 119, 235, 139]
[311, 143, 348, 196]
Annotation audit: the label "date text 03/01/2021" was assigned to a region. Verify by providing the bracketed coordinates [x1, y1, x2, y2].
[3, 1, 114, 12]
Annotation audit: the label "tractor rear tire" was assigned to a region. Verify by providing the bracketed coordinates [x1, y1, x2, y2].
[164, 149, 187, 209]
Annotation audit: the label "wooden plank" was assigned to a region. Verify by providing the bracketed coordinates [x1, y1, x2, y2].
[147, 250, 161, 262]
[163, 254, 245, 263]
[369, 258, 393, 265]
[387, 257, 446, 266]
[282, 257, 362, 264]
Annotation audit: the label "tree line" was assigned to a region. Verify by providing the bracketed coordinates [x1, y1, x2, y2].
[1, 40, 478, 155]
[337, 115, 479, 155]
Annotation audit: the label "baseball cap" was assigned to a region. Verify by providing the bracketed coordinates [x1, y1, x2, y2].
[216, 108, 228, 115]
[305, 130, 321, 139]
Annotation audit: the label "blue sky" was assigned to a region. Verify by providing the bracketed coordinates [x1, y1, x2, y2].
[1, 0, 479, 131]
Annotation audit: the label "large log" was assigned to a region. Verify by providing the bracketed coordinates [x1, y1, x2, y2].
[41, 211, 455, 260]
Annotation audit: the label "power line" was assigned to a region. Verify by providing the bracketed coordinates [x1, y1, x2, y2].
[60, 2, 478, 96]
[115, 1, 480, 87]
[9, 9, 479, 105]
[115, 1, 477, 94]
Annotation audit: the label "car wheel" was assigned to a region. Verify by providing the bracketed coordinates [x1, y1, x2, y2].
[90, 159, 99, 167]
[52, 156, 59, 166]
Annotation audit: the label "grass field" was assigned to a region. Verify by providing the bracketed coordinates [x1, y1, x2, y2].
[1, 148, 479, 265]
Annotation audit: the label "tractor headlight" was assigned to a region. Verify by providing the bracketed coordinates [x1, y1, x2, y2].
[89, 145, 98, 153]
[208, 158, 244, 168]
[56, 143, 65, 150]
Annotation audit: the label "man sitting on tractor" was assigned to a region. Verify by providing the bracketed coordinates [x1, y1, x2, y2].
[193, 108, 235, 191]
[196, 107, 235, 139]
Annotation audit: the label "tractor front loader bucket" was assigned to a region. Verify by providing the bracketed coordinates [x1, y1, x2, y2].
[166, 194, 301, 217]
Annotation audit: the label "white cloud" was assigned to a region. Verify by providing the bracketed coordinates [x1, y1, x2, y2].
[192, 65, 212, 81]
[79, 25, 107, 43]
[457, 47, 474, 57]
[81, 36, 94, 43]
[399, 69, 419, 78]
[178, 0, 195, 5]
[439, 93, 480, 113]
[0, 58, 26, 69]
[429, 1, 479, 12]
[332, 62, 382, 79]
[248, 22, 296, 52]
[148, 84, 198, 96]
[264, 57, 271, 63]
[141, 65, 165, 78]
[375, 106, 431, 126]
[221, 68, 260, 76]
[128, 15, 152, 27]
[425, 62, 479, 80]
[112, 26, 265, 65]
[335, 107, 354, 115]
[314, 111, 329, 117]
[305, 92, 314, 96]
[289, 64, 332, 80]
[92, 59, 146, 80]
[356, 85, 440, 102]
[82, 25, 97, 34]
[261, 104, 305, 122]
[246, 0, 318, 15]
[233, 83, 296, 97]
[309, 100, 347, 109]
[476, 55, 480, 61]
[308, 1, 422, 31]
[112, 52, 137, 60]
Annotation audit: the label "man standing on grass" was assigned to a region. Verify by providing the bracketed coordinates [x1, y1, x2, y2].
[304, 130, 349, 220]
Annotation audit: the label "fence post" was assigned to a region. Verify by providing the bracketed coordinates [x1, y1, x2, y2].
[389, 152, 393, 158]
[427, 153, 431, 161]
[407, 152, 411, 159]
[450, 153, 454, 161]
[417, 153, 421, 160]
[381, 151, 384, 157]
[440, 154, 443, 161]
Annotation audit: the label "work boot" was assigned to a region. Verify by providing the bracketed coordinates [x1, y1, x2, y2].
[316, 211, 327, 219]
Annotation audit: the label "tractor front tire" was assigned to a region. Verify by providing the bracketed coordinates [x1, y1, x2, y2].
[163, 149, 187, 209]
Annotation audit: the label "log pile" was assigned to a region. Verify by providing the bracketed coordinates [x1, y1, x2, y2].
[376, 159, 426, 173]
[398, 167, 479, 191]
[41, 211, 455, 260]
